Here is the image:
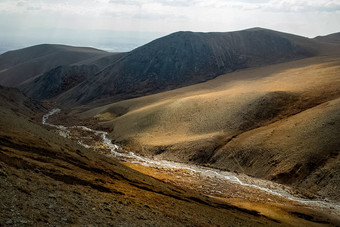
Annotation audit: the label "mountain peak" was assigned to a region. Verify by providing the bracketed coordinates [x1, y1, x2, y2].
[55, 28, 315, 107]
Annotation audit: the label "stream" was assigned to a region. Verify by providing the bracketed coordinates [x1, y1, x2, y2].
[43, 108, 340, 215]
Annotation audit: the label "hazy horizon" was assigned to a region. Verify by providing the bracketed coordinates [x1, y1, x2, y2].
[0, 0, 339, 53]
[0, 28, 166, 54]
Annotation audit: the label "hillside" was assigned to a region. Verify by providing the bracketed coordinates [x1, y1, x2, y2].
[19, 52, 126, 101]
[75, 53, 340, 202]
[56, 28, 317, 107]
[0, 44, 110, 87]
[0, 85, 46, 119]
[0, 87, 291, 226]
[20, 65, 101, 100]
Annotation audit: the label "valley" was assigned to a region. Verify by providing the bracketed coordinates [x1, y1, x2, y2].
[1, 28, 340, 226]
[72, 54, 340, 202]
[43, 108, 340, 225]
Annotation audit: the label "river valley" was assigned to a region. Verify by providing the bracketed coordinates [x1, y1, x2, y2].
[43, 108, 340, 225]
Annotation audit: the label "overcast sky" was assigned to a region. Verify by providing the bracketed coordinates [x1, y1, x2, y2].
[0, 0, 339, 52]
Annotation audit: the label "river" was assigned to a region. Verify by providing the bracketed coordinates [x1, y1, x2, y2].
[42, 108, 340, 215]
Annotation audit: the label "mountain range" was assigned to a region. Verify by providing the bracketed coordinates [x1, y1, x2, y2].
[0, 27, 327, 107]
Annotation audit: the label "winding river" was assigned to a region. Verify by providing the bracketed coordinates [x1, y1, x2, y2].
[43, 108, 340, 214]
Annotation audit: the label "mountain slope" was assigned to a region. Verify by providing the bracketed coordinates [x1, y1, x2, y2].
[19, 52, 126, 101]
[56, 28, 316, 107]
[20, 65, 100, 100]
[211, 96, 340, 200]
[74, 54, 340, 201]
[0, 44, 109, 87]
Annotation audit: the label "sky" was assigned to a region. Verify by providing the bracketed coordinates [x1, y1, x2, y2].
[0, 0, 339, 53]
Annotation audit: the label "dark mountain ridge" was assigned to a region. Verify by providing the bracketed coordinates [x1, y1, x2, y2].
[56, 28, 316, 107]
[1, 28, 337, 108]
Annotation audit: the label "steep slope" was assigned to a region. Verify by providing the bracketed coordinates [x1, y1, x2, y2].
[56, 28, 315, 107]
[0, 44, 108, 87]
[75, 54, 340, 201]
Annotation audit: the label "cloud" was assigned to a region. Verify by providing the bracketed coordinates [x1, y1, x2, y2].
[106, 0, 340, 12]
[259, 0, 340, 12]
[26, 6, 41, 11]
[0, 0, 339, 38]
[16, 1, 24, 7]
[108, 0, 200, 7]
[3, 0, 340, 16]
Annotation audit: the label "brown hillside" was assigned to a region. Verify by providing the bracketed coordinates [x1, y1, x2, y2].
[76, 53, 340, 201]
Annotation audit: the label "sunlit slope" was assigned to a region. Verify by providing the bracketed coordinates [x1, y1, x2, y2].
[79, 55, 340, 199]
[0, 88, 285, 226]
[211, 96, 340, 201]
